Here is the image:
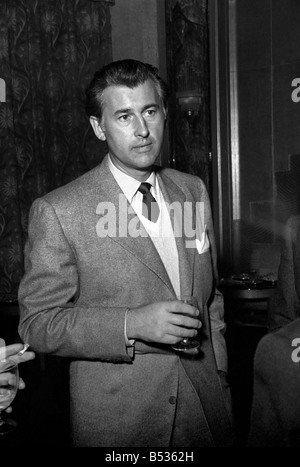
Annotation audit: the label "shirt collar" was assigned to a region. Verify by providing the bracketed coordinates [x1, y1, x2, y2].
[108, 154, 157, 203]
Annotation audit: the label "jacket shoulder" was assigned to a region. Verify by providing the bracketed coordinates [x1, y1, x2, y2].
[255, 317, 300, 368]
[158, 166, 207, 193]
[37, 165, 103, 208]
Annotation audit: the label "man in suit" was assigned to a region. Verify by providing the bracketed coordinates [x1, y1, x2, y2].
[18, 59, 234, 447]
[248, 215, 300, 446]
[248, 317, 300, 446]
[0, 343, 35, 414]
[268, 215, 300, 332]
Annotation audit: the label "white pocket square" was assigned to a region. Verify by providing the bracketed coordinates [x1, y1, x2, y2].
[185, 225, 210, 253]
[195, 227, 210, 254]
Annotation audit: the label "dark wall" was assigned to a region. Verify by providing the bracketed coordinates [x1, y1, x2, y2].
[233, 0, 300, 273]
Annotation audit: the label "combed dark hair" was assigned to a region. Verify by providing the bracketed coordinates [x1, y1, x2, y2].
[85, 59, 168, 119]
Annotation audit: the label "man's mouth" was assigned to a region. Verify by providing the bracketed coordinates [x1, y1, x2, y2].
[133, 141, 151, 148]
[133, 142, 152, 151]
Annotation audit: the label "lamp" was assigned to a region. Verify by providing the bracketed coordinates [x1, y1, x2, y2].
[176, 90, 202, 129]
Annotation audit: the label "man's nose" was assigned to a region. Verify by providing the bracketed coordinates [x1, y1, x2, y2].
[134, 116, 149, 138]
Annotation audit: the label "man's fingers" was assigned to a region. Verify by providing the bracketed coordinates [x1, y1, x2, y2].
[0, 343, 24, 360]
[15, 351, 35, 364]
[18, 378, 26, 390]
[169, 300, 200, 317]
[170, 314, 202, 329]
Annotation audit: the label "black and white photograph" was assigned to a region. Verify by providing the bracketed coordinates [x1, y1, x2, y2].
[0, 0, 300, 455]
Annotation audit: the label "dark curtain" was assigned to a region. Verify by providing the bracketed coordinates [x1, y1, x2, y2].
[0, 0, 113, 301]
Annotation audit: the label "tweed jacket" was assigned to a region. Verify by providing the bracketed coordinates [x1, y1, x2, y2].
[18, 155, 233, 447]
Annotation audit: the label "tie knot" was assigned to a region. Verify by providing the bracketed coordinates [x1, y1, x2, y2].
[138, 182, 152, 195]
[137, 182, 159, 222]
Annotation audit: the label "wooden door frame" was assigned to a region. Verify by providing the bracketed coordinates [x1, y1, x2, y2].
[209, 0, 240, 276]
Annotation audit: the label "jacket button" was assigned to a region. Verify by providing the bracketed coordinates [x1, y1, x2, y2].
[169, 396, 176, 405]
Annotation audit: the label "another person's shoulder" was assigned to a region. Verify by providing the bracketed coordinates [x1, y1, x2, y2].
[275, 317, 300, 345]
[255, 318, 300, 372]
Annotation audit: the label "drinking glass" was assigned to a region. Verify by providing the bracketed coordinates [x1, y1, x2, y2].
[172, 295, 200, 353]
[0, 358, 19, 435]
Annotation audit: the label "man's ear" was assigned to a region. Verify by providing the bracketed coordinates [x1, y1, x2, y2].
[89, 116, 106, 141]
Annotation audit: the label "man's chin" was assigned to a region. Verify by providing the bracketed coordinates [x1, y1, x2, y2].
[133, 153, 158, 167]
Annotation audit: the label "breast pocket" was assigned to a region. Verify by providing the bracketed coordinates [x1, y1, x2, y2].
[195, 227, 210, 255]
[194, 249, 213, 301]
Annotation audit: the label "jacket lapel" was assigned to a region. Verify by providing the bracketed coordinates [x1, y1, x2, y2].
[157, 170, 196, 298]
[95, 157, 197, 297]
[95, 156, 175, 294]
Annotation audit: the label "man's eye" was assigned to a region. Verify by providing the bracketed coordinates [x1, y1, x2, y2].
[119, 114, 130, 122]
[145, 109, 156, 117]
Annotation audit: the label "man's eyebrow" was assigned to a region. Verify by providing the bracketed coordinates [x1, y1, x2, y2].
[114, 108, 131, 116]
[114, 104, 159, 116]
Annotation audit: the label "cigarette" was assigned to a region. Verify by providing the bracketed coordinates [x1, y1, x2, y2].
[18, 343, 30, 355]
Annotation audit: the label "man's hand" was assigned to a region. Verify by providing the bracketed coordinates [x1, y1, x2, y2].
[1, 343, 35, 366]
[126, 300, 202, 345]
[0, 343, 35, 413]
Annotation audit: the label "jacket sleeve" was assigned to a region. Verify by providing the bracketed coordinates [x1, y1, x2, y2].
[18, 197, 133, 362]
[248, 332, 283, 446]
[248, 321, 300, 447]
[269, 215, 300, 332]
[208, 287, 228, 373]
[200, 180, 228, 374]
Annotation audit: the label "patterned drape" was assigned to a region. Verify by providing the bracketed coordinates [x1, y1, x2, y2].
[0, 0, 113, 301]
[166, 0, 211, 192]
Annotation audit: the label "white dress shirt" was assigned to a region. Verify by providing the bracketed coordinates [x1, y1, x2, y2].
[108, 155, 181, 344]
[108, 155, 180, 296]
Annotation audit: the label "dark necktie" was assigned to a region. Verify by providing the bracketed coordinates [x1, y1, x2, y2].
[138, 182, 160, 223]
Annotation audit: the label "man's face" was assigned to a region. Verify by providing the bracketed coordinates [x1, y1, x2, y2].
[90, 79, 166, 181]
